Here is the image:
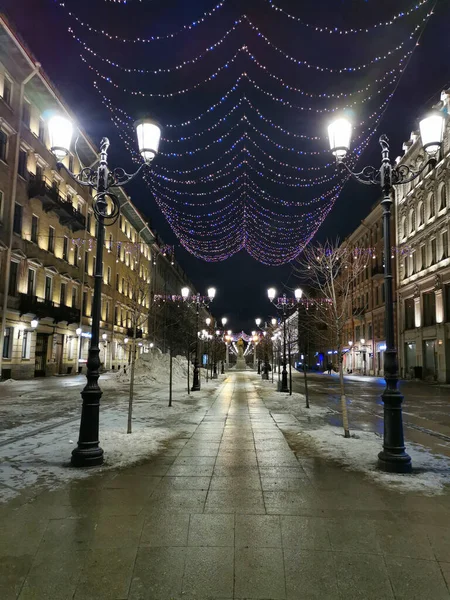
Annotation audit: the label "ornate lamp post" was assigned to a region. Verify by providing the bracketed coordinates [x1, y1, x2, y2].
[48, 114, 161, 467]
[327, 109, 445, 473]
[221, 317, 227, 373]
[268, 288, 303, 393]
[180, 287, 216, 391]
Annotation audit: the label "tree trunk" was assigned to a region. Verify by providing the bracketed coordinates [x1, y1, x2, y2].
[338, 348, 351, 438]
[169, 346, 173, 407]
[127, 334, 137, 434]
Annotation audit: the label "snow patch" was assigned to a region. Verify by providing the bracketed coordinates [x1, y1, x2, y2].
[304, 426, 450, 495]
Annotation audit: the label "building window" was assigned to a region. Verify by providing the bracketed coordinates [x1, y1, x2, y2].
[105, 301, 110, 322]
[430, 238, 437, 265]
[38, 117, 45, 142]
[17, 149, 27, 178]
[27, 268, 35, 296]
[73, 244, 78, 265]
[87, 212, 92, 234]
[429, 193, 435, 219]
[93, 256, 96, 276]
[114, 306, 119, 325]
[2, 76, 12, 106]
[109, 234, 113, 251]
[440, 185, 447, 211]
[48, 226, 55, 253]
[9, 261, 18, 296]
[116, 273, 119, 291]
[423, 291, 436, 327]
[72, 286, 78, 308]
[117, 242, 121, 259]
[418, 202, 424, 226]
[409, 209, 415, 234]
[0, 130, 7, 162]
[442, 230, 448, 260]
[60, 282, 66, 306]
[401, 216, 407, 240]
[420, 245, 426, 271]
[2, 327, 12, 359]
[107, 266, 111, 285]
[31, 215, 39, 243]
[0, 189, 3, 221]
[84, 251, 89, 274]
[44, 276, 52, 302]
[404, 298, 415, 330]
[22, 100, 31, 128]
[409, 252, 415, 276]
[82, 291, 88, 316]
[62, 236, 69, 261]
[13, 203, 22, 235]
[21, 331, 31, 359]
[403, 257, 408, 279]
[444, 285, 450, 322]
[122, 277, 125, 294]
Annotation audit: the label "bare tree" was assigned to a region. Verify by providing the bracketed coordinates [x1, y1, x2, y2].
[125, 252, 152, 434]
[295, 240, 368, 437]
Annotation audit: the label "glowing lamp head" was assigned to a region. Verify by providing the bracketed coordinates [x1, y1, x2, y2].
[181, 286, 190, 299]
[30, 319, 39, 328]
[207, 287, 216, 300]
[267, 287, 276, 301]
[419, 112, 445, 156]
[76, 327, 82, 336]
[48, 115, 73, 161]
[360, 338, 365, 345]
[255, 318, 261, 327]
[251, 331, 256, 336]
[294, 288, 303, 300]
[135, 118, 161, 163]
[253, 335, 258, 342]
[149, 342, 154, 348]
[205, 318, 211, 326]
[348, 341, 353, 346]
[328, 117, 352, 160]
[227, 330, 232, 336]
[221, 317, 227, 326]
[102, 333, 107, 340]
[271, 318, 277, 326]
[216, 330, 220, 336]
[124, 337, 129, 344]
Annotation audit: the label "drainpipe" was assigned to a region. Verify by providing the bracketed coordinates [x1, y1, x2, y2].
[0, 63, 40, 378]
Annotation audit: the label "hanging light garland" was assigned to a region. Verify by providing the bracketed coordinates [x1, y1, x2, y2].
[265, 0, 431, 35]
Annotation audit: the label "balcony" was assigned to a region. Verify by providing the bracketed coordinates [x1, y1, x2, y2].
[19, 293, 80, 325]
[28, 174, 86, 232]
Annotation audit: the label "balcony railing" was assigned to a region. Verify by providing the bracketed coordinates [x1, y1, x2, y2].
[28, 174, 86, 232]
[19, 293, 80, 325]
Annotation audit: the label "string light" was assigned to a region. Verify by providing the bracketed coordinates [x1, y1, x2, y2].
[57, 0, 227, 43]
[266, 0, 431, 35]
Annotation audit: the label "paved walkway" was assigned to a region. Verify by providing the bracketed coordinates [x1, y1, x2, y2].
[1, 373, 450, 599]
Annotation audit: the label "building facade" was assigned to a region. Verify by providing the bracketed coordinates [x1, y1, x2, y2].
[396, 91, 450, 382]
[0, 16, 193, 380]
[341, 201, 397, 377]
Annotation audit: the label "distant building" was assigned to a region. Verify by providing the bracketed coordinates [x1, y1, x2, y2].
[0, 15, 196, 379]
[395, 90, 450, 382]
[340, 200, 397, 377]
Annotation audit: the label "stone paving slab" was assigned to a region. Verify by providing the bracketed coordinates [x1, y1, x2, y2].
[1, 372, 450, 599]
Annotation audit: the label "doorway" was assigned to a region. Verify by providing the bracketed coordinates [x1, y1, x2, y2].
[34, 333, 49, 377]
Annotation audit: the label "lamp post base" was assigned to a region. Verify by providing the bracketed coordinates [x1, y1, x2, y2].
[71, 446, 104, 467]
[377, 450, 412, 473]
[191, 365, 200, 391]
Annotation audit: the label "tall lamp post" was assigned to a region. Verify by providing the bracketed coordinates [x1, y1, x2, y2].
[268, 288, 303, 392]
[181, 287, 216, 391]
[327, 110, 445, 473]
[221, 317, 227, 373]
[47, 114, 161, 467]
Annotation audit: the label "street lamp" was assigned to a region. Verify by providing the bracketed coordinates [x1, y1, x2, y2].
[327, 108, 445, 474]
[30, 319, 38, 329]
[49, 114, 161, 467]
[180, 287, 216, 391]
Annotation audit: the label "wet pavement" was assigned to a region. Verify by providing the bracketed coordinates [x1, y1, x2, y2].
[1, 372, 450, 599]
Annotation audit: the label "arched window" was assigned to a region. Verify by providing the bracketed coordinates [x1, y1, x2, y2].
[409, 209, 415, 234]
[401, 216, 407, 240]
[418, 202, 425, 226]
[439, 184, 447, 211]
[429, 193, 435, 219]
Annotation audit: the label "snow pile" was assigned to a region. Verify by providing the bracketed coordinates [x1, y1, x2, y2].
[304, 426, 450, 495]
[0, 379, 16, 385]
[114, 349, 193, 387]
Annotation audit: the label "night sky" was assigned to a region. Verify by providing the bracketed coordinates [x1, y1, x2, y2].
[3, 0, 450, 332]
